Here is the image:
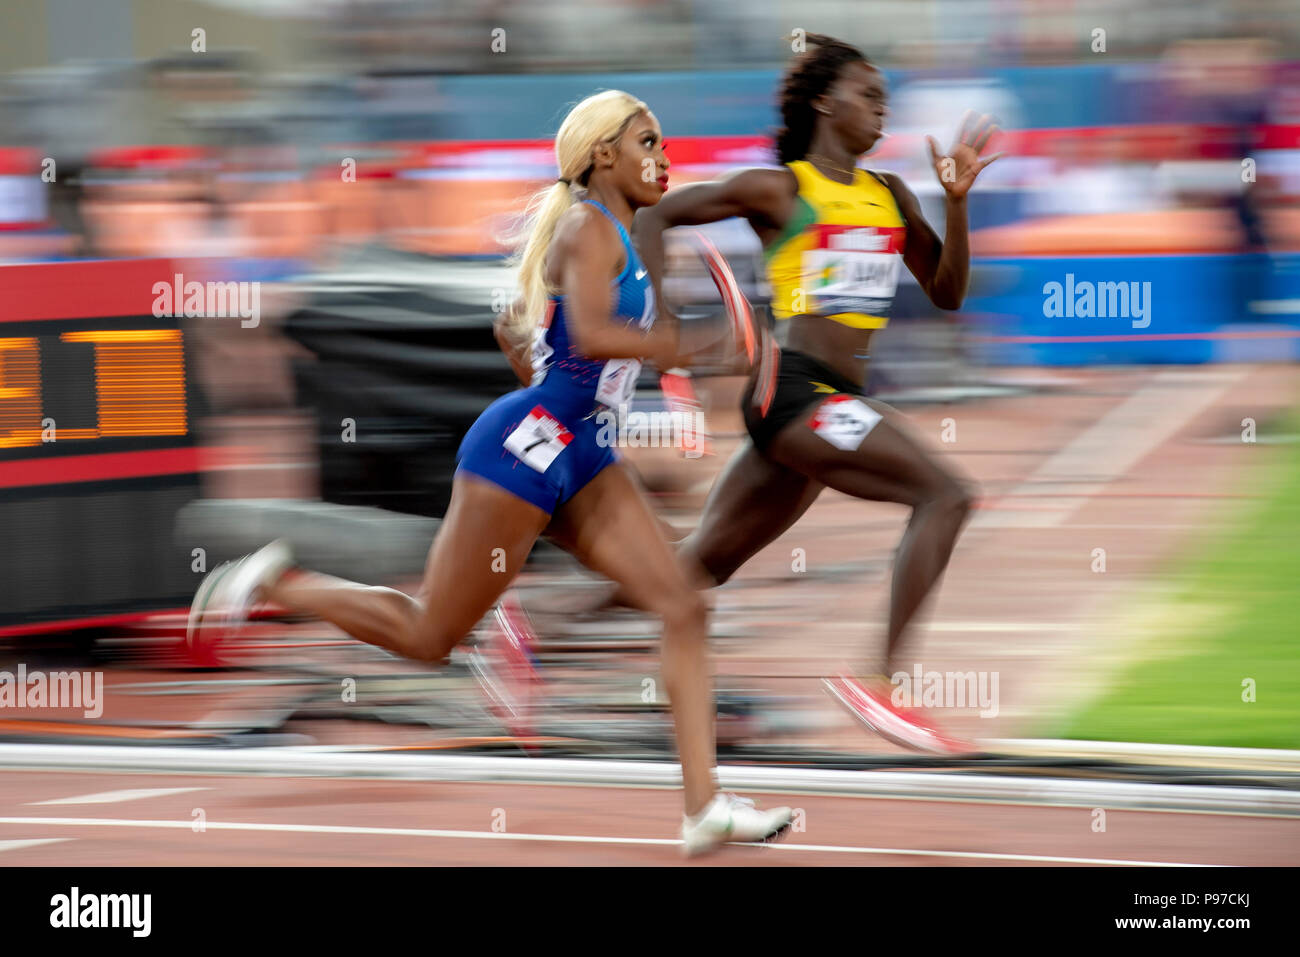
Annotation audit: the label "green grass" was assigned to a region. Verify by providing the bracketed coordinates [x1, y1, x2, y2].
[1052, 412, 1300, 750]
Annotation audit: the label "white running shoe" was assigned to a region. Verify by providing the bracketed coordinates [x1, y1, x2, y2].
[219, 539, 294, 631]
[680, 792, 792, 857]
[186, 559, 237, 651]
[186, 540, 294, 659]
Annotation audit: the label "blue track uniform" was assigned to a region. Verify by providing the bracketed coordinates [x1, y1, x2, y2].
[456, 200, 655, 512]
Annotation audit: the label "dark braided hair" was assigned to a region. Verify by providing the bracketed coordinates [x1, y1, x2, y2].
[775, 34, 869, 164]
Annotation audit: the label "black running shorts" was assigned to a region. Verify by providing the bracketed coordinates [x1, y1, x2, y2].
[742, 349, 867, 452]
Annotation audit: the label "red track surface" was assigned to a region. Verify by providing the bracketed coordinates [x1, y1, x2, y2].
[1, 770, 1297, 866]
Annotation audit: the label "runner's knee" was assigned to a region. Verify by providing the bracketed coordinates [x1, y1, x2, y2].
[654, 586, 708, 635]
[693, 553, 735, 587]
[678, 534, 738, 588]
[409, 625, 459, 663]
[402, 597, 469, 664]
[926, 475, 976, 521]
[951, 476, 977, 513]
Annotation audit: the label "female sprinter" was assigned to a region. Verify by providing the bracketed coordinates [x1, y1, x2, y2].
[187, 90, 791, 855]
[630, 36, 1002, 753]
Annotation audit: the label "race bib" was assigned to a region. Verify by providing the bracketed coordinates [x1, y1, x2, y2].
[808, 394, 882, 451]
[803, 225, 904, 317]
[503, 406, 573, 473]
[595, 358, 642, 408]
[593, 280, 654, 407]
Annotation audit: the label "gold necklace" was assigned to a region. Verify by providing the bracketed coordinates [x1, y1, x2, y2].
[806, 153, 860, 180]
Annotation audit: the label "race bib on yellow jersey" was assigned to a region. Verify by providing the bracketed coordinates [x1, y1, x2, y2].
[802, 225, 905, 317]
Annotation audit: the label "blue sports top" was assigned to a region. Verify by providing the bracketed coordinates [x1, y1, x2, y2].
[529, 199, 656, 410]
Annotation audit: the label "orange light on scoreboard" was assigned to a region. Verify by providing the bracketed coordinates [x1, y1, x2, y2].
[62, 330, 187, 438]
[0, 337, 41, 448]
[0, 330, 188, 448]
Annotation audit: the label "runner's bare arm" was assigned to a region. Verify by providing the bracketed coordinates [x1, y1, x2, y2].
[880, 172, 967, 311]
[631, 167, 792, 319]
[557, 206, 680, 367]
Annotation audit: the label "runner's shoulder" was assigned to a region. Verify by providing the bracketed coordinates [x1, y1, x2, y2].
[551, 199, 622, 263]
[554, 198, 617, 242]
[868, 169, 920, 209]
[722, 165, 799, 199]
[714, 166, 798, 225]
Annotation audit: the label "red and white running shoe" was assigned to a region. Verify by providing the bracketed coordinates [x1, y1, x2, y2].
[823, 673, 973, 756]
[469, 592, 542, 741]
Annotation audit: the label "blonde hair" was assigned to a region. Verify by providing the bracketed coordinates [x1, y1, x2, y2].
[506, 90, 649, 340]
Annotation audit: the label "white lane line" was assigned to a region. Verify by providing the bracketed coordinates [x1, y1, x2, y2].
[974, 369, 1244, 529]
[0, 817, 1223, 867]
[0, 838, 73, 853]
[29, 787, 209, 807]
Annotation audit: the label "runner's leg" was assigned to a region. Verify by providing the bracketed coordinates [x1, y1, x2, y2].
[547, 463, 716, 816]
[264, 473, 550, 663]
[675, 438, 825, 587]
[766, 397, 975, 672]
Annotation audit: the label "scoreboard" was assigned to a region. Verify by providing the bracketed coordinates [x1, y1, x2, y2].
[0, 259, 203, 633]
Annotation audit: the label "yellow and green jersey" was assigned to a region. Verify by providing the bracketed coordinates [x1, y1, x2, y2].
[765, 160, 908, 330]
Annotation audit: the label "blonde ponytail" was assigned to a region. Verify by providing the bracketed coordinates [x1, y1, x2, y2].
[507, 180, 576, 342]
[505, 90, 648, 341]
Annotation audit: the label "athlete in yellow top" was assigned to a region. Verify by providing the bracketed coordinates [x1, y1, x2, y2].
[632, 34, 1003, 754]
[764, 157, 908, 332]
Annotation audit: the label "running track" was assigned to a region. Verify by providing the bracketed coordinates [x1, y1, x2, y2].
[1, 768, 1297, 866]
